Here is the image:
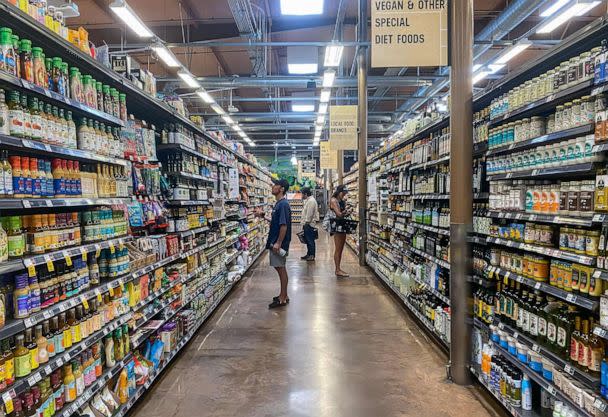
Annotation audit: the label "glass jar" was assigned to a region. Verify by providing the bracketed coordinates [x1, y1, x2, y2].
[110, 88, 119, 118]
[96, 81, 103, 112]
[83, 75, 95, 108]
[538, 74, 547, 98]
[557, 63, 568, 91]
[562, 102, 572, 130]
[90, 79, 98, 110]
[580, 52, 593, 81]
[521, 118, 531, 141]
[119, 93, 127, 122]
[581, 95, 594, 124]
[102, 85, 111, 115]
[555, 105, 564, 131]
[32, 46, 45, 88]
[567, 57, 579, 86]
[530, 116, 545, 138]
[18, 39, 33, 83]
[571, 99, 582, 127]
[69, 67, 80, 102]
[546, 70, 555, 97]
[547, 114, 555, 133]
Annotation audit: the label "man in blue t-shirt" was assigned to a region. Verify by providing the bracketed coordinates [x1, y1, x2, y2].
[258, 178, 292, 309]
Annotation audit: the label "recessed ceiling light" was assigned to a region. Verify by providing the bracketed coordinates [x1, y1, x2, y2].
[288, 63, 319, 74]
[292, 104, 315, 112]
[320, 90, 331, 103]
[324, 43, 344, 67]
[280, 0, 323, 15]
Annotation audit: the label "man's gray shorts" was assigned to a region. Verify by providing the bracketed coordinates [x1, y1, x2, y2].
[269, 249, 287, 267]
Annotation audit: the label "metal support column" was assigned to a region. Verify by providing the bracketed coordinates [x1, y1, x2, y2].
[449, 0, 474, 385]
[356, 0, 368, 266]
[337, 151, 344, 185]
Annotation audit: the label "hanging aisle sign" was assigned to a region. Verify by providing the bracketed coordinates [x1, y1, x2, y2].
[371, 0, 448, 68]
[329, 105, 358, 150]
[228, 168, 239, 199]
[320, 141, 338, 169]
[301, 160, 316, 178]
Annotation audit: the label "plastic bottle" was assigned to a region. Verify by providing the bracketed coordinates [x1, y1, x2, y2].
[522, 374, 532, 410]
[104, 334, 115, 367]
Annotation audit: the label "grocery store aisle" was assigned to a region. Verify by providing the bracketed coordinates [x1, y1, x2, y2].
[130, 231, 498, 417]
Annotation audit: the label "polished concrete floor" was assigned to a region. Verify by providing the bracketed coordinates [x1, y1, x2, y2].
[130, 231, 499, 417]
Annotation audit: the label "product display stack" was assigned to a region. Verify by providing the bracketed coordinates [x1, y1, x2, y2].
[356, 16, 608, 417]
[0, 2, 272, 417]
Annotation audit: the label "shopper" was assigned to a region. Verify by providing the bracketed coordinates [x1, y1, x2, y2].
[300, 187, 319, 261]
[258, 178, 292, 309]
[330, 185, 351, 277]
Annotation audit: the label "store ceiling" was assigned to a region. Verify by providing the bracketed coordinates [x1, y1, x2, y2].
[70, 0, 606, 157]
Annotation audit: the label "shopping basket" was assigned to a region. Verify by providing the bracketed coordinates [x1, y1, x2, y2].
[330, 218, 359, 234]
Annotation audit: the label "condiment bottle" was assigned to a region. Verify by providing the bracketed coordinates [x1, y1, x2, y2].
[73, 359, 84, 397]
[3, 338, 15, 387]
[25, 328, 38, 371]
[44, 319, 55, 359]
[0, 89, 10, 135]
[35, 324, 48, 364]
[54, 314, 65, 355]
[62, 363, 75, 403]
[8, 90, 24, 137]
[18, 39, 33, 83]
[14, 334, 31, 378]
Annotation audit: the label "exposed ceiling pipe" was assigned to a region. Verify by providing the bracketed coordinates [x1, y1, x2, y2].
[182, 95, 422, 102]
[158, 75, 439, 88]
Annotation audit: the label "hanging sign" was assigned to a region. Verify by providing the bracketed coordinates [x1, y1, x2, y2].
[329, 105, 358, 150]
[371, 0, 448, 68]
[320, 141, 338, 169]
[301, 160, 316, 178]
[228, 168, 239, 199]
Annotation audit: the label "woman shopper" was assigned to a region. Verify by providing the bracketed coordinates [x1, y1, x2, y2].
[330, 185, 351, 277]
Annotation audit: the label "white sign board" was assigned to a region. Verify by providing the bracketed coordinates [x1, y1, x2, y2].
[301, 160, 316, 178]
[371, 0, 448, 68]
[368, 175, 378, 204]
[320, 141, 338, 169]
[228, 168, 239, 199]
[329, 105, 358, 151]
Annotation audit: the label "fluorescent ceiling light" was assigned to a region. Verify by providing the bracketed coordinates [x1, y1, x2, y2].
[280, 0, 323, 15]
[322, 70, 336, 88]
[494, 41, 531, 65]
[211, 104, 225, 115]
[320, 90, 331, 103]
[177, 70, 200, 88]
[540, 0, 571, 16]
[222, 115, 235, 125]
[316, 114, 326, 124]
[248, 142, 256, 147]
[151, 44, 181, 67]
[472, 71, 490, 85]
[109, 0, 154, 38]
[288, 63, 318, 74]
[324, 43, 344, 67]
[473, 64, 482, 72]
[318, 103, 328, 114]
[536, 0, 600, 33]
[488, 64, 505, 74]
[233, 125, 243, 132]
[237, 131, 247, 138]
[292, 104, 315, 112]
[196, 90, 215, 104]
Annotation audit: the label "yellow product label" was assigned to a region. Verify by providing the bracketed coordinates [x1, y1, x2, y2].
[27, 263, 36, 278]
[14, 354, 30, 378]
[65, 254, 72, 267]
[82, 297, 89, 310]
[4, 357, 14, 382]
[45, 256, 54, 273]
[29, 347, 38, 370]
[109, 243, 115, 254]
[63, 329, 72, 349]
[3, 394, 13, 414]
[108, 286, 114, 297]
[96, 292, 102, 303]
[80, 248, 87, 262]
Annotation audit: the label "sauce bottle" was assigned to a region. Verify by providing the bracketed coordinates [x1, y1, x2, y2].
[34, 325, 48, 365]
[21, 156, 31, 197]
[14, 334, 30, 378]
[18, 39, 33, 83]
[0, 220, 8, 262]
[66, 111, 76, 148]
[3, 339, 15, 387]
[54, 314, 64, 355]
[20, 94, 31, 139]
[104, 334, 115, 368]
[62, 363, 75, 403]
[51, 370, 63, 412]
[0, 28, 15, 75]
[30, 157, 40, 198]
[2, 150, 12, 197]
[61, 310, 72, 350]
[43, 320, 55, 359]
[7, 216, 24, 259]
[0, 89, 10, 135]
[28, 97, 42, 141]
[11, 35, 20, 78]
[73, 359, 84, 397]
[24, 328, 38, 371]
[8, 90, 24, 137]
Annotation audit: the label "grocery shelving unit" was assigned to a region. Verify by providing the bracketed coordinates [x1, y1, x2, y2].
[351, 15, 608, 417]
[0, 3, 273, 417]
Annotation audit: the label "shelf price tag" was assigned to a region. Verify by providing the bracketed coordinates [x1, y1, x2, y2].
[532, 344, 541, 353]
[80, 296, 89, 310]
[2, 391, 14, 414]
[566, 293, 577, 303]
[64, 252, 72, 267]
[108, 285, 114, 297]
[547, 386, 557, 396]
[595, 399, 607, 412]
[44, 200, 52, 207]
[95, 244, 101, 258]
[564, 364, 575, 376]
[24, 258, 36, 277]
[109, 242, 115, 254]
[118, 279, 124, 291]
[535, 282, 542, 290]
[80, 247, 87, 262]
[22, 200, 31, 208]
[43, 255, 54, 272]
[95, 289, 102, 303]
[512, 332, 519, 340]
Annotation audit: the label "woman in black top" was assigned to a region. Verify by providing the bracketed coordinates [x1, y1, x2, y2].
[330, 185, 351, 277]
